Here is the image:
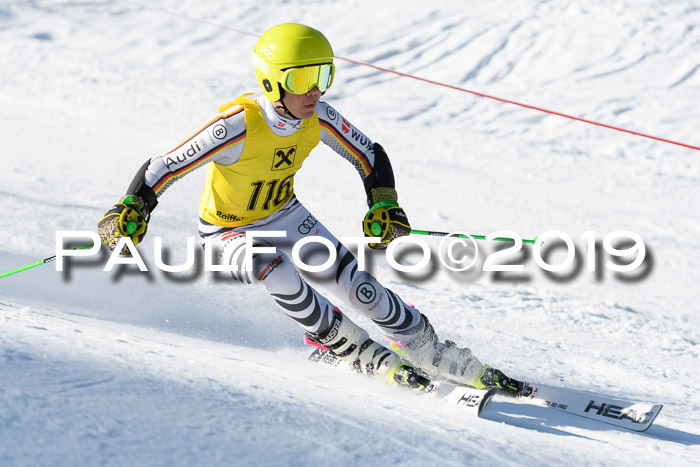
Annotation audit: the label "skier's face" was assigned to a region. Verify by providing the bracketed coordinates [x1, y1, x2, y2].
[278, 86, 322, 120]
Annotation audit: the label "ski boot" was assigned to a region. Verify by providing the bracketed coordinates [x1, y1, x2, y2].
[307, 309, 429, 390]
[474, 365, 526, 397]
[388, 315, 485, 387]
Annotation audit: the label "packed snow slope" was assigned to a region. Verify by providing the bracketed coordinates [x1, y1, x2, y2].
[1, 0, 699, 465]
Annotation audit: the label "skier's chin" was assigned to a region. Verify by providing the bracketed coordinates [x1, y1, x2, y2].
[297, 103, 317, 119]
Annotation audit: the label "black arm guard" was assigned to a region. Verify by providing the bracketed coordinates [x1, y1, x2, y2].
[362, 142, 396, 207]
[126, 159, 159, 215]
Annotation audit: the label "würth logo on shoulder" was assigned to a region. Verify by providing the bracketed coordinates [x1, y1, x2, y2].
[273, 146, 296, 170]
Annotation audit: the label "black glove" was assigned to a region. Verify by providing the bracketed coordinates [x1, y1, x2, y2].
[98, 194, 150, 255]
[362, 187, 411, 250]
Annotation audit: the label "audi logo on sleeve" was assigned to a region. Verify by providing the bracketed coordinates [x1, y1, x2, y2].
[297, 215, 319, 234]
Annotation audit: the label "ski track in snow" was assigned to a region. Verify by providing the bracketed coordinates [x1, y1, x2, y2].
[2, 304, 699, 466]
[1, 0, 700, 465]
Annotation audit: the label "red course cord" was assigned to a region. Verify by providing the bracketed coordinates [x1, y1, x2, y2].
[336, 55, 700, 152]
[130, 3, 698, 152]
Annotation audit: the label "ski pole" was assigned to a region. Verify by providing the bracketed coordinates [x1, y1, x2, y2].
[0, 213, 142, 279]
[0, 241, 95, 279]
[411, 229, 538, 244]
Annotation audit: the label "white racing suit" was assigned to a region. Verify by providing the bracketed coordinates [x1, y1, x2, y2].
[200, 195, 420, 338]
[123, 92, 484, 384]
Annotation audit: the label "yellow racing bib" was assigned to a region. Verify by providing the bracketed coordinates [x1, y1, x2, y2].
[199, 95, 321, 227]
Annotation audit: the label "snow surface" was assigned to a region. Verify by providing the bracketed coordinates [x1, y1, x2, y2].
[1, 0, 699, 465]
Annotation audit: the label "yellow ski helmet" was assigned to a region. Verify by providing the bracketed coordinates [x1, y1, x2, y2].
[252, 23, 335, 102]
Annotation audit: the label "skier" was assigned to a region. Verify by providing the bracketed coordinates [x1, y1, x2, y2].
[98, 23, 521, 394]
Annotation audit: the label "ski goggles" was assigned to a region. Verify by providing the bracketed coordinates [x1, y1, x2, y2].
[280, 63, 335, 94]
[253, 52, 335, 94]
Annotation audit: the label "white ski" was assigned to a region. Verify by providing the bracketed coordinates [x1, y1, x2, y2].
[307, 346, 497, 417]
[425, 379, 499, 417]
[514, 383, 662, 432]
[306, 344, 662, 431]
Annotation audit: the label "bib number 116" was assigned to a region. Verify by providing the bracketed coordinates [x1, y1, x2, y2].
[247, 175, 294, 211]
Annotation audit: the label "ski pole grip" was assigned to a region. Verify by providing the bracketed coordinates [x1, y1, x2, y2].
[126, 221, 138, 235]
